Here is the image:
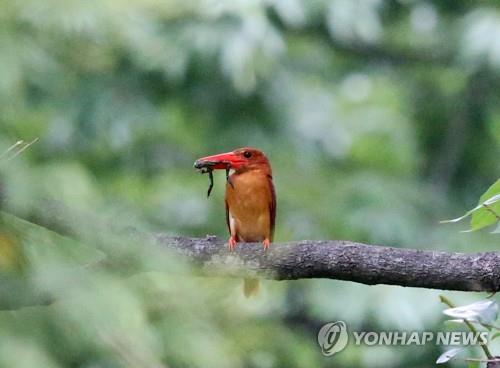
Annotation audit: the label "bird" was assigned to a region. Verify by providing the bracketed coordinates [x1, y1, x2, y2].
[194, 147, 276, 297]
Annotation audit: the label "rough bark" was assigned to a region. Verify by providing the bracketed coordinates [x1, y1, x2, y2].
[154, 235, 500, 292]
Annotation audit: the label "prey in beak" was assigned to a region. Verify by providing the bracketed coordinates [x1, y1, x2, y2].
[194, 152, 238, 197]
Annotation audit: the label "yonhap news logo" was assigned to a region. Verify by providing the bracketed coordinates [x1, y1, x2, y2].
[317, 321, 489, 357]
[317, 321, 349, 356]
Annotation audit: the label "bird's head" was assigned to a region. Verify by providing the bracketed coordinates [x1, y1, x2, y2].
[194, 147, 271, 174]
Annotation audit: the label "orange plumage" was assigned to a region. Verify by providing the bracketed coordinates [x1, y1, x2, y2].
[194, 147, 276, 296]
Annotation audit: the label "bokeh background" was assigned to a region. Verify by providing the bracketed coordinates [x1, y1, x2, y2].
[0, 0, 499, 367]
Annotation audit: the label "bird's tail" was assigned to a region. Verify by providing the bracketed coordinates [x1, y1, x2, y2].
[243, 278, 259, 297]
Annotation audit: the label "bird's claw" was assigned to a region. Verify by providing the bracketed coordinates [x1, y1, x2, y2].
[228, 236, 237, 251]
[262, 238, 270, 251]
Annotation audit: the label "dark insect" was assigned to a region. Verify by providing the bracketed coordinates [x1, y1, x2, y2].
[198, 166, 214, 197]
[196, 165, 233, 198]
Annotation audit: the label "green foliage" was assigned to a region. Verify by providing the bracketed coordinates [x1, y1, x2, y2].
[0, 0, 499, 367]
[471, 180, 500, 231]
[442, 179, 500, 231]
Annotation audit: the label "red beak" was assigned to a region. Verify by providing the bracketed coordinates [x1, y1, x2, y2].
[194, 151, 245, 170]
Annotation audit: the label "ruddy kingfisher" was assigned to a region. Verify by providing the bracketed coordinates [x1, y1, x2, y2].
[194, 147, 276, 297]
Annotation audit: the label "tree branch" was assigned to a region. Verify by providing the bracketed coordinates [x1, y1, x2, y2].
[155, 235, 500, 292]
[0, 230, 498, 311]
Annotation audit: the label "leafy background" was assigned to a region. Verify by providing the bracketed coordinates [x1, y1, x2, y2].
[0, 0, 499, 367]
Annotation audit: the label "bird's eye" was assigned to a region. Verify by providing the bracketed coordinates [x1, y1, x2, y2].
[243, 151, 252, 158]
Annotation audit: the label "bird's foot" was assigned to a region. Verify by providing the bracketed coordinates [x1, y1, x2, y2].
[262, 238, 270, 251]
[228, 236, 237, 251]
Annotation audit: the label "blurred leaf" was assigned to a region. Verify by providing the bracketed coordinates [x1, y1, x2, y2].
[0, 338, 60, 368]
[443, 319, 467, 325]
[443, 300, 498, 325]
[436, 347, 463, 364]
[1, 211, 104, 271]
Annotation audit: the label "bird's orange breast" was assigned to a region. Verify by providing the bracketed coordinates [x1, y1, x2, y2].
[225, 171, 273, 242]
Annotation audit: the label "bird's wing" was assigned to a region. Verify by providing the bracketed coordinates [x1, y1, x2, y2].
[225, 199, 231, 234]
[268, 175, 276, 241]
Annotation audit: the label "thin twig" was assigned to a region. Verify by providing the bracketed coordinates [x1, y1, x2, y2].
[466, 358, 500, 363]
[0, 140, 24, 160]
[5, 138, 39, 161]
